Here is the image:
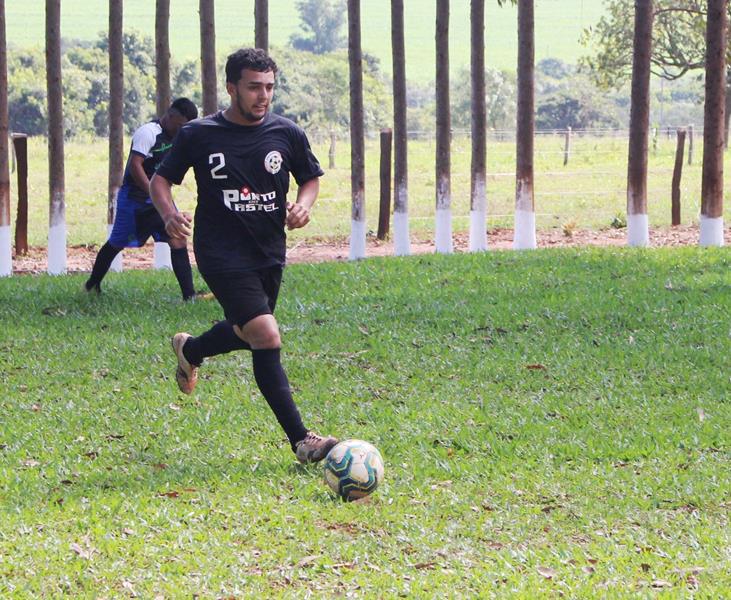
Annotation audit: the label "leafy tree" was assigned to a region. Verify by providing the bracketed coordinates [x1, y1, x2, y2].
[451, 67, 516, 130]
[580, 0, 729, 88]
[289, 0, 346, 54]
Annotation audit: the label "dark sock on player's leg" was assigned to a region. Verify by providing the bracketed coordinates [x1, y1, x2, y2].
[251, 348, 308, 449]
[85, 242, 122, 290]
[170, 247, 196, 300]
[182, 320, 251, 366]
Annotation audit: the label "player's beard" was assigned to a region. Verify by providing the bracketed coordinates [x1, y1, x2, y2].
[236, 93, 267, 124]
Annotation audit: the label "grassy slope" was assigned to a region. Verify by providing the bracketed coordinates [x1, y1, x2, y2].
[1, 247, 730, 596]
[10, 133, 720, 247]
[7, 1, 607, 78]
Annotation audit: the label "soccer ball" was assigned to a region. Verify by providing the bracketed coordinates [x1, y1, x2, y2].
[323, 439, 384, 502]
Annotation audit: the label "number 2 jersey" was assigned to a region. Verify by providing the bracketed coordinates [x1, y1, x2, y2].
[156, 111, 323, 275]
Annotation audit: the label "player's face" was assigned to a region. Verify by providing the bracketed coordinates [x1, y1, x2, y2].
[227, 69, 275, 124]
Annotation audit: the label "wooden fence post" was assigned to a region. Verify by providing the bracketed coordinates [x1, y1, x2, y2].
[328, 131, 336, 169]
[563, 126, 571, 166]
[11, 134, 28, 255]
[671, 128, 686, 226]
[687, 124, 694, 165]
[377, 128, 392, 240]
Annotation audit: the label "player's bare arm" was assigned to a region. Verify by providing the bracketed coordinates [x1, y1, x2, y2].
[150, 173, 192, 239]
[286, 177, 320, 230]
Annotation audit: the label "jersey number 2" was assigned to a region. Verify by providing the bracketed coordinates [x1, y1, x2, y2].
[209, 153, 227, 179]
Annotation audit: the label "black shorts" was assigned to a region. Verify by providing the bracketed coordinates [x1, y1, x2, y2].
[200, 265, 283, 327]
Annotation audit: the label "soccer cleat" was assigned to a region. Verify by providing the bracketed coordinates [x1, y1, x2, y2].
[171, 332, 198, 394]
[295, 431, 338, 464]
[185, 290, 215, 302]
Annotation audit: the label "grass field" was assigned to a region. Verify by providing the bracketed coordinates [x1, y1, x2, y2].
[1, 247, 730, 596]
[7, 1, 607, 80]
[9, 132, 718, 248]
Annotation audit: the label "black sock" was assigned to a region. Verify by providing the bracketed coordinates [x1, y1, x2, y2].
[182, 320, 251, 366]
[86, 241, 121, 290]
[251, 348, 307, 449]
[170, 247, 196, 300]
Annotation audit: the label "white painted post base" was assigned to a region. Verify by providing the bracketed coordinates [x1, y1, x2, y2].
[47, 223, 67, 275]
[393, 211, 410, 256]
[699, 215, 725, 247]
[469, 209, 487, 252]
[107, 224, 123, 272]
[153, 241, 172, 269]
[627, 213, 649, 247]
[0, 225, 11, 277]
[435, 209, 453, 254]
[349, 219, 366, 260]
[513, 209, 536, 249]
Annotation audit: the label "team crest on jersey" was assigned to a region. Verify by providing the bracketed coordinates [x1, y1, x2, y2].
[264, 150, 283, 174]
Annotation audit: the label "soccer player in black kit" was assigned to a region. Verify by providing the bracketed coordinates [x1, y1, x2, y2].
[85, 98, 200, 299]
[150, 49, 338, 463]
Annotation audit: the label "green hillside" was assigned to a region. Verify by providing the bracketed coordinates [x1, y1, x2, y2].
[8, 1, 607, 81]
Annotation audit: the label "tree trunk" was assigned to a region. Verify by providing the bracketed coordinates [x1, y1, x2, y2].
[626, 0, 653, 247]
[671, 128, 685, 226]
[391, 0, 410, 255]
[435, 0, 452, 254]
[199, 0, 217, 116]
[0, 0, 10, 276]
[700, 0, 726, 246]
[377, 128, 392, 241]
[155, 0, 171, 117]
[46, 0, 66, 274]
[108, 0, 124, 272]
[469, 0, 487, 252]
[514, 0, 536, 249]
[255, 0, 268, 52]
[348, 0, 366, 260]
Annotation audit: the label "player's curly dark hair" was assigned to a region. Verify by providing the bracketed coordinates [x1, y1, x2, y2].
[225, 48, 278, 83]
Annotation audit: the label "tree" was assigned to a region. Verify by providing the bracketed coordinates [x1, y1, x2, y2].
[108, 0, 124, 271]
[626, 0, 653, 247]
[255, 0, 268, 52]
[347, 0, 365, 260]
[290, 0, 346, 54]
[700, 0, 726, 246]
[155, 0, 171, 117]
[199, 0, 217, 115]
[391, 0, 409, 255]
[514, 0, 536, 249]
[435, 0, 452, 254]
[470, 0, 487, 251]
[0, 0, 10, 276]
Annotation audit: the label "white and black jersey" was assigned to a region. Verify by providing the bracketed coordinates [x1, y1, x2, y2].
[157, 111, 323, 274]
[123, 120, 174, 201]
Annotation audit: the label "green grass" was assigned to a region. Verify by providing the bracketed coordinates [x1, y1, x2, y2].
[11, 132, 714, 247]
[7, 1, 606, 79]
[1, 247, 730, 596]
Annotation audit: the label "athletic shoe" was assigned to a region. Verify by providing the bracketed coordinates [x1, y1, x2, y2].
[185, 290, 215, 302]
[295, 431, 338, 464]
[171, 332, 198, 394]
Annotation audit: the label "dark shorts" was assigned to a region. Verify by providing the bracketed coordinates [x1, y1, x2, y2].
[108, 186, 170, 248]
[201, 265, 284, 327]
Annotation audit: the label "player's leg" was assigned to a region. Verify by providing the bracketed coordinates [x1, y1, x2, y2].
[85, 188, 136, 292]
[84, 241, 123, 292]
[232, 270, 337, 463]
[168, 237, 196, 301]
[145, 207, 196, 301]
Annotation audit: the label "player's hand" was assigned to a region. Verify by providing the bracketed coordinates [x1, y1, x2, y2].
[286, 201, 311, 230]
[164, 211, 192, 239]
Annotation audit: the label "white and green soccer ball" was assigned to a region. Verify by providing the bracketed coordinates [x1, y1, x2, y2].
[323, 439, 384, 501]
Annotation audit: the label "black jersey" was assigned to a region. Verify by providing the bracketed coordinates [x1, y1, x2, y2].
[123, 120, 173, 201]
[156, 111, 323, 274]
